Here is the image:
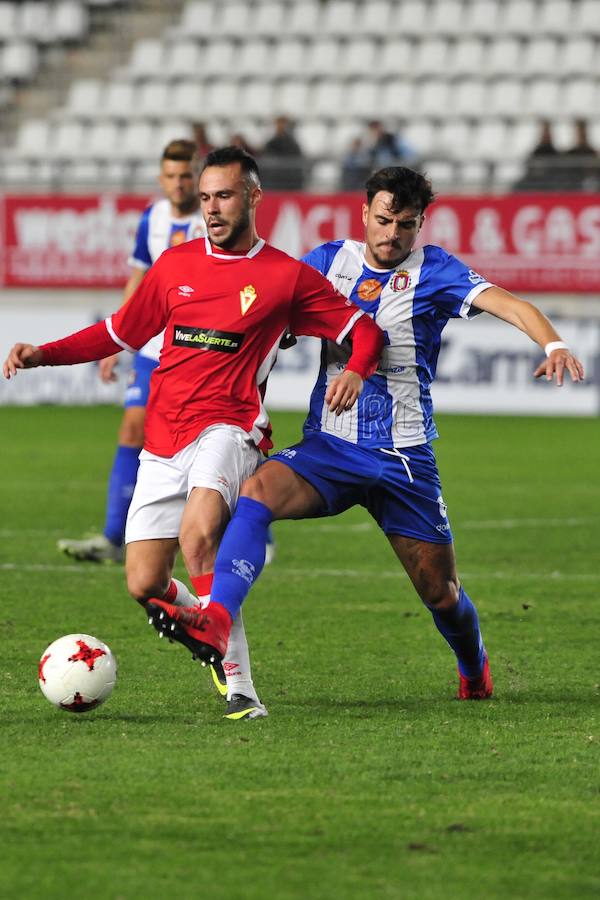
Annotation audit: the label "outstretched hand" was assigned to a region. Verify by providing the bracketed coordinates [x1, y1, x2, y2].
[98, 353, 121, 383]
[534, 349, 584, 386]
[325, 369, 364, 415]
[3, 343, 43, 379]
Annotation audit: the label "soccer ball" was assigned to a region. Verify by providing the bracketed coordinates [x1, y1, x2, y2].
[38, 633, 117, 712]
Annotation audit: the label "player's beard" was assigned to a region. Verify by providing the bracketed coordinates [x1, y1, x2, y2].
[209, 206, 251, 250]
[370, 245, 405, 268]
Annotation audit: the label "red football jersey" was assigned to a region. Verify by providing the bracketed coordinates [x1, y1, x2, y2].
[105, 237, 364, 457]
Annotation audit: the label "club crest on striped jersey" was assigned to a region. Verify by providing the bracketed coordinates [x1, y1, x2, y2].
[240, 284, 257, 315]
[357, 278, 383, 301]
[390, 270, 411, 292]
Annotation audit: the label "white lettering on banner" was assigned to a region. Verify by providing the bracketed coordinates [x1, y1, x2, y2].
[267, 202, 352, 257]
[470, 209, 506, 255]
[511, 204, 600, 259]
[425, 205, 461, 251]
[13, 198, 139, 253]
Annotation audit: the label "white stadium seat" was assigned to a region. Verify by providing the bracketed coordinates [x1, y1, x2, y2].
[462, 0, 501, 37]
[521, 38, 559, 78]
[311, 79, 347, 118]
[571, 0, 600, 36]
[251, 1, 287, 38]
[340, 39, 377, 77]
[83, 121, 122, 160]
[14, 118, 51, 157]
[200, 39, 236, 74]
[379, 79, 415, 118]
[305, 39, 342, 79]
[203, 80, 240, 118]
[537, 0, 575, 36]
[378, 39, 414, 77]
[394, 1, 430, 36]
[344, 79, 379, 119]
[53, 2, 89, 42]
[437, 118, 473, 158]
[213, 2, 251, 38]
[0, 3, 19, 41]
[357, 1, 394, 37]
[411, 38, 451, 78]
[270, 39, 306, 78]
[295, 120, 331, 156]
[18, 2, 52, 43]
[176, 1, 216, 38]
[287, 1, 321, 38]
[485, 38, 522, 77]
[47, 121, 87, 161]
[103, 81, 136, 119]
[497, 0, 538, 36]
[428, 0, 466, 38]
[469, 119, 508, 162]
[562, 78, 598, 117]
[451, 38, 486, 77]
[136, 80, 172, 119]
[235, 40, 271, 78]
[126, 39, 166, 80]
[487, 78, 524, 116]
[403, 119, 436, 156]
[170, 80, 205, 120]
[320, 0, 358, 37]
[120, 121, 159, 161]
[524, 78, 562, 117]
[276, 80, 311, 119]
[560, 38, 597, 76]
[452, 78, 488, 117]
[237, 79, 275, 119]
[1, 41, 38, 81]
[415, 78, 452, 118]
[503, 119, 539, 160]
[63, 78, 103, 119]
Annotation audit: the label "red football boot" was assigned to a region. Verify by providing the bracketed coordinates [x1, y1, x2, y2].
[457, 656, 493, 700]
[146, 599, 232, 665]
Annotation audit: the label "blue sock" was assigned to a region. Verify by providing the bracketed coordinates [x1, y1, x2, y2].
[103, 445, 141, 547]
[429, 586, 486, 678]
[212, 497, 273, 620]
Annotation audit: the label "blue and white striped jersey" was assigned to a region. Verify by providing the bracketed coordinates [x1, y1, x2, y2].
[127, 198, 205, 361]
[301, 239, 492, 448]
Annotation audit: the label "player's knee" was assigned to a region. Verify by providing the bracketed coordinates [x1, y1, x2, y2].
[422, 579, 460, 611]
[126, 568, 169, 606]
[239, 472, 265, 502]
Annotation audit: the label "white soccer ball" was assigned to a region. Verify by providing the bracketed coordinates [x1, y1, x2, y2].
[38, 633, 117, 712]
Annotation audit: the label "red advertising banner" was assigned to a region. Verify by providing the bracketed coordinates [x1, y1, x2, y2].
[1, 192, 599, 292]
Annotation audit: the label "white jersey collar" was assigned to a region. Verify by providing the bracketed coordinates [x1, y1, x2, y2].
[204, 236, 265, 260]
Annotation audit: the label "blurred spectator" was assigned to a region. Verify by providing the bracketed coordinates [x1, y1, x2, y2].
[513, 119, 560, 191]
[365, 120, 417, 169]
[341, 136, 370, 191]
[561, 119, 600, 191]
[260, 116, 305, 190]
[192, 121, 214, 159]
[229, 132, 258, 157]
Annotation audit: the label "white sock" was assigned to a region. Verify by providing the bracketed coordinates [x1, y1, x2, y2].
[222, 610, 260, 703]
[170, 578, 197, 608]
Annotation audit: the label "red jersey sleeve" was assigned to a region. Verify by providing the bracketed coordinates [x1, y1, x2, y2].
[108, 258, 168, 351]
[289, 262, 364, 343]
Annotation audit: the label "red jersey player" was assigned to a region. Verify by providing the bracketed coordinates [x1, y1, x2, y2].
[3, 146, 384, 719]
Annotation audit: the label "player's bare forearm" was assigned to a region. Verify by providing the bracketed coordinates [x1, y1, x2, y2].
[325, 370, 364, 415]
[473, 286, 585, 385]
[2, 343, 44, 378]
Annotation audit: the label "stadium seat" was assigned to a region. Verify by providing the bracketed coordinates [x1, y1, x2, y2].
[175, 1, 217, 38]
[379, 79, 414, 118]
[524, 77, 562, 117]
[136, 80, 172, 120]
[329, 119, 363, 156]
[126, 39, 165, 80]
[415, 78, 452, 118]
[84, 120, 122, 160]
[0, 3, 19, 41]
[287, 0, 321, 38]
[497, 0, 538, 36]
[320, 0, 358, 37]
[468, 119, 507, 162]
[356, 1, 393, 37]
[344, 79, 379, 119]
[46, 120, 87, 161]
[487, 78, 524, 116]
[452, 78, 487, 117]
[236, 39, 271, 78]
[503, 119, 538, 160]
[1, 40, 38, 82]
[252, 1, 287, 38]
[310, 79, 346, 119]
[461, 0, 501, 37]
[560, 38, 597, 76]
[394, 0, 429, 36]
[237, 79, 275, 119]
[213, 2, 250, 38]
[571, 0, 600, 36]
[165, 40, 202, 79]
[428, 0, 465, 38]
[170, 80, 205, 120]
[340, 39, 377, 77]
[537, 0, 575, 36]
[378, 39, 413, 77]
[403, 119, 436, 156]
[276, 79, 311, 118]
[154, 119, 193, 149]
[120, 121, 159, 161]
[306, 39, 342, 79]
[53, 1, 89, 43]
[270, 39, 306, 78]
[562, 78, 598, 117]
[200, 39, 236, 74]
[14, 117, 51, 157]
[437, 118, 473, 158]
[62, 78, 104, 120]
[295, 119, 331, 156]
[411, 38, 451, 79]
[485, 38, 522, 77]
[451, 38, 486, 77]
[202, 80, 239, 118]
[18, 2, 52, 44]
[521, 38, 559, 78]
[103, 81, 136, 119]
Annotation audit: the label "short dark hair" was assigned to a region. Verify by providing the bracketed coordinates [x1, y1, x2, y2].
[202, 145, 261, 186]
[366, 167, 435, 214]
[161, 139, 198, 163]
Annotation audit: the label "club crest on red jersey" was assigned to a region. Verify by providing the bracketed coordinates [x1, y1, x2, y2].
[240, 284, 257, 315]
[390, 270, 411, 292]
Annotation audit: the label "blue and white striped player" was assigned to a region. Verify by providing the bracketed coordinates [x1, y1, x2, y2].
[58, 139, 205, 564]
[204, 166, 584, 702]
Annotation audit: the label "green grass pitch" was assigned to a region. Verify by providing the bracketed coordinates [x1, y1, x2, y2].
[0, 406, 598, 900]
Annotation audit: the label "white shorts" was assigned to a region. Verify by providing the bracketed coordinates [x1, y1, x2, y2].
[125, 424, 262, 544]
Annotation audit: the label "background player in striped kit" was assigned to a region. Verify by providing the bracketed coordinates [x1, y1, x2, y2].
[198, 166, 584, 702]
[58, 139, 206, 565]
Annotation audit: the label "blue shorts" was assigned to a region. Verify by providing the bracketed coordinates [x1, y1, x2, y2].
[270, 432, 453, 544]
[124, 353, 159, 408]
